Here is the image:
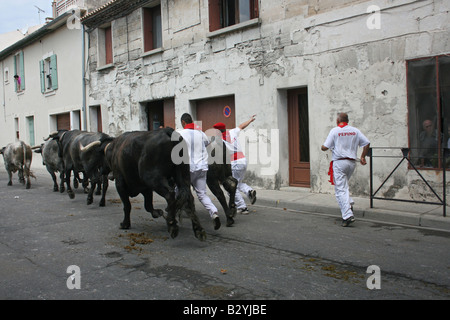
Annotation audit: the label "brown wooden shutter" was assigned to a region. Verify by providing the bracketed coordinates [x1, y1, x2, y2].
[208, 0, 222, 32]
[143, 8, 153, 52]
[105, 26, 113, 64]
[251, 0, 259, 19]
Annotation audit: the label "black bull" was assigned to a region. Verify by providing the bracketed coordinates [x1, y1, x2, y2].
[103, 129, 207, 240]
[52, 130, 113, 206]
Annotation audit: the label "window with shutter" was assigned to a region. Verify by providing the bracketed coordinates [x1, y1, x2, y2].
[208, 0, 259, 31]
[143, 5, 162, 52]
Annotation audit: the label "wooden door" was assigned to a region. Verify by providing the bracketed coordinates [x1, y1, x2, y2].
[288, 88, 310, 187]
[147, 98, 175, 130]
[196, 95, 236, 132]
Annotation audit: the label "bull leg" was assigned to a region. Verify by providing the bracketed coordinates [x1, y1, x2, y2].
[47, 167, 59, 192]
[73, 172, 79, 189]
[182, 194, 206, 242]
[222, 177, 238, 218]
[99, 174, 108, 207]
[95, 182, 102, 195]
[116, 178, 132, 229]
[7, 170, 12, 186]
[172, 184, 206, 241]
[59, 171, 65, 193]
[154, 183, 179, 239]
[207, 179, 234, 227]
[142, 190, 163, 218]
[65, 169, 75, 199]
[86, 172, 99, 205]
[18, 167, 25, 185]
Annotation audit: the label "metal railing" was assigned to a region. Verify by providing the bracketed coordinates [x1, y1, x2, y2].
[369, 147, 447, 217]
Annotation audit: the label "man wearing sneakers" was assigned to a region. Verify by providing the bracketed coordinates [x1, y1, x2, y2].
[178, 113, 221, 230]
[321, 112, 370, 227]
[213, 115, 257, 214]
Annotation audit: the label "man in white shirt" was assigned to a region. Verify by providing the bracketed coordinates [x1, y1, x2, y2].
[213, 115, 257, 214]
[178, 113, 221, 230]
[321, 112, 370, 227]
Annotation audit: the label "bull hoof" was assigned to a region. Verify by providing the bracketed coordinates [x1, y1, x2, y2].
[60, 187, 65, 193]
[26, 183, 31, 190]
[120, 222, 130, 229]
[53, 186, 59, 192]
[151, 209, 164, 218]
[7, 181, 12, 186]
[68, 192, 75, 199]
[99, 199, 105, 207]
[230, 207, 237, 218]
[87, 198, 93, 205]
[195, 230, 207, 241]
[167, 221, 179, 239]
[226, 217, 234, 227]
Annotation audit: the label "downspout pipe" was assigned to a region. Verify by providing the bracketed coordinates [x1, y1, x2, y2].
[82, 23, 87, 131]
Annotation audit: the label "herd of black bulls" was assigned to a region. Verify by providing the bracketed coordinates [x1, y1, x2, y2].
[1, 128, 239, 241]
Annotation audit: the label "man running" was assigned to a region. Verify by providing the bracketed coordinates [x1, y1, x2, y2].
[321, 112, 370, 227]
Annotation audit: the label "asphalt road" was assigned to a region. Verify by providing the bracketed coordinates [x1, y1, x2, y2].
[0, 164, 449, 303]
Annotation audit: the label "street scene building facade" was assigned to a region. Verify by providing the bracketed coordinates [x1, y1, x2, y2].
[1, 0, 450, 202]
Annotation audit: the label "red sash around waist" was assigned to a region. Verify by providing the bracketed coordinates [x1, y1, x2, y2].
[327, 158, 355, 185]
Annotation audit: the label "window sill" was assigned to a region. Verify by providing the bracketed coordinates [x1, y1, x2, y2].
[16, 91, 25, 96]
[141, 47, 163, 58]
[206, 18, 261, 38]
[44, 90, 56, 97]
[96, 63, 114, 71]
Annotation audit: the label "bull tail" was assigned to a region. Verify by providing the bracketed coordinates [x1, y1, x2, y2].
[21, 141, 36, 181]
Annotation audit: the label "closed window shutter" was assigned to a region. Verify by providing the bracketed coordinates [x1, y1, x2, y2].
[14, 55, 17, 92]
[39, 60, 45, 93]
[208, 0, 222, 32]
[19, 51, 25, 90]
[50, 54, 58, 90]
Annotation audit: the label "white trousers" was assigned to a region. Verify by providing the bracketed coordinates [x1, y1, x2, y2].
[232, 162, 253, 210]
[190, 170, 218, 218]
[333, 160, 356, 220]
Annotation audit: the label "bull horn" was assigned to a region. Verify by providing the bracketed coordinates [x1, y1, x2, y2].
[80, 140, 101, 152]
[31, 145, 41, 150]
[43, 131, 58, 141]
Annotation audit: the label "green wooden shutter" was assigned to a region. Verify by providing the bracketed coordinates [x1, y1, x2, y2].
[19, 51, 25, 90]
[50, 54, 58, 90]
[14, 55, 17, 92]
[39, 60, 45, 93]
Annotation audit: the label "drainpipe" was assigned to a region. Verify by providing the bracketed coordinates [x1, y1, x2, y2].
[81, 23, 87, 131]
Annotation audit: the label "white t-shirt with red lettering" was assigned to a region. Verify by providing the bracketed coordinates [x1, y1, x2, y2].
[323, 125, 370, 161]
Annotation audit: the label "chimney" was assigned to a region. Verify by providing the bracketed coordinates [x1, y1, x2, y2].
[52, 0, 57, 18]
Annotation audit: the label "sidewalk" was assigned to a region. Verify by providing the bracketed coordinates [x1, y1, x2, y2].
[251, 187, 450, 232]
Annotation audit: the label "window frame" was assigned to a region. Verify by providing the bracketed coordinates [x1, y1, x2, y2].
[40, 53, 58, 94]
[97, 23, 114, 69]
[407, 54, 450, 170]
[13, 51, 25, 92]
[142, 4, 163, 53]
[208, 0, 259, 32]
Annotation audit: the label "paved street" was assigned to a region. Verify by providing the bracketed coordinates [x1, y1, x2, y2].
[0, 158, 449, 303]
